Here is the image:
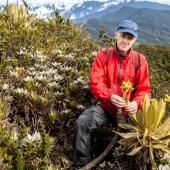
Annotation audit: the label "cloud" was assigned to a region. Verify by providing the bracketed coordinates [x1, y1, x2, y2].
[1, 0, 56, 6]
[136, 0, 170, 5]
[1, 0, 170, 7]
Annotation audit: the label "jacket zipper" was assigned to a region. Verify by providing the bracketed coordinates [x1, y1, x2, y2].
[116, 58, 122, 95]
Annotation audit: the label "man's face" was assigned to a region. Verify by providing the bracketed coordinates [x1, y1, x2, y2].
[115, 32, 137, 52]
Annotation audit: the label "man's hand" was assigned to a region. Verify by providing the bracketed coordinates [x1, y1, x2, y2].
[125, 101, 138, 114]
[110, 94, 127, 108]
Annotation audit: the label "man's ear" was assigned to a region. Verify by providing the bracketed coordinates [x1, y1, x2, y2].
[133, 37, 137, 44]
[114, 32, 118, 40]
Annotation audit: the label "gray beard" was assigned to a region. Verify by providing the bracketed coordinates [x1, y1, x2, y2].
[119, 51, 127, 57]
[115, 43, 131, 57]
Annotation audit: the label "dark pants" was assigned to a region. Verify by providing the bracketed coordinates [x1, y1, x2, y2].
[73, 105, 115, 166]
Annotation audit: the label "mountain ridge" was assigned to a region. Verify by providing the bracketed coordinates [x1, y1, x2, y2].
[0, 0, 170, 45]
[85, 6, 170, 45]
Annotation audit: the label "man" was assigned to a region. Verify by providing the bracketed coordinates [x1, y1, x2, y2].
[73, 20, 151, 169]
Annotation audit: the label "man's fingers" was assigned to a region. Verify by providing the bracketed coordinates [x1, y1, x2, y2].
[110, 94, 128, 108]
[126, 105, 136, 110]
[125, 101, 138, 113]
[115, 103, 126, 108]
[125, 108, 136, 112]
[111, 100, 126, 108]
[111, 98, 126, 104]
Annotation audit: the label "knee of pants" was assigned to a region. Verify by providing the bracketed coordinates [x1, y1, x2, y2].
[75, 115, 90, 130]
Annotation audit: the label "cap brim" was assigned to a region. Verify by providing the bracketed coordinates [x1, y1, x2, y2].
[118, 28, 138, 38]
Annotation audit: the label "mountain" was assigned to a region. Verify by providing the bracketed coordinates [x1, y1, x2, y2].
[1, 0, 170, 20]
[85, 6, 170, 45]
[62, 1, 170, 22]
[62, 1, 106, 20]
[0, 0, 170, 45]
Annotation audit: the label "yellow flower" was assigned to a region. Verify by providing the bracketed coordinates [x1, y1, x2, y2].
[121, 81, 133, 92]
[121, 81, 134, 103]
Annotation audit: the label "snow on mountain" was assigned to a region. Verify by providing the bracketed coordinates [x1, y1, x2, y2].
[97, 1, 120, 12]
[0, 0, 170, 19]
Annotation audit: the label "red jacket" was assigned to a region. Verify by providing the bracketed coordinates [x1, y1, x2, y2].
[90, 47, 151, 116]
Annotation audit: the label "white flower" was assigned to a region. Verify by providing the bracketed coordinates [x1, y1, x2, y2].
[77, 76, 85, 83]
[51, 62, 61, 67]
[92, 51, 97, 56]
[14, 88, 28, 95]
[34, 63, 43, 68]
[36, 75, 47, 81]
[48, 82, 57, 87]
[10, 71, 19, 78]
[159, 154, 170, 170]
[24, 76, 33, 82]
[62, 109, 71, 114]
[54, 92, 63, 96]
[24, 131, 41, 144]
[19, 49, 27, 55]
[64, 54, 74, 59]
[16, 67, 25, 72]
[158, 164, 170, 170]
[12, 131, 18, 141]
[54, 49, 63, 55]
[2, 83, 9, 90]
[159, 164, 164, 170]
[47, 68, 57, 75]
[36, 51, 47, 59]
[163, 154, 170, 159]
[40, 71, 46, 75]
[54, 75, 63, 81]
[28, 67, 35, 71]
[76, 104, 85, 109]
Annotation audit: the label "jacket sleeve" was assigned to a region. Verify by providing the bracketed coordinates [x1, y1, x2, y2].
[134, 55, 151, 107]
[90, 50, 114, 103]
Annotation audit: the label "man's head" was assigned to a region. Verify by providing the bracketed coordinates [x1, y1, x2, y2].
[115, 20, 138, 53]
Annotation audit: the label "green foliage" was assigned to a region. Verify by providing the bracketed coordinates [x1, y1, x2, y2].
[0, 4, 98, 169]
[98, 28, 115, 48]
[136, 44, 170, 115]
[0, 4, 169, 169]
[16, 149, 25, 170]
[0, 4, 98, 127]
[40, 124, 54, 169]
[0, 106, 55, 169]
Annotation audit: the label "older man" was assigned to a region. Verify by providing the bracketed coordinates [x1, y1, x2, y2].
[73, 20, 151, 169]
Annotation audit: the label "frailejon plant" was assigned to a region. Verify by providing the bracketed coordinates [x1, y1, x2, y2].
[3, 4, 34, 29]
[113, 94, 170, 169]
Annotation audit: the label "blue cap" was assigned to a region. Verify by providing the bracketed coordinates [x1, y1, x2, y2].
[117, 20, 138, 37]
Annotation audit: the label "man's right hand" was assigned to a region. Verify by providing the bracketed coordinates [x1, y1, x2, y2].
[110, 94, 127, 108]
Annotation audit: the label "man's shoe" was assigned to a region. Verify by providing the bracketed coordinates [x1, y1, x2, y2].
[73, 165, 83, 170]
[74, 167, 80, 170]
[74, 166, 81, 170]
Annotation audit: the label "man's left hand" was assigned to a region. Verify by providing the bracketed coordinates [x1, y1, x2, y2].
[125, 101, 138, 114]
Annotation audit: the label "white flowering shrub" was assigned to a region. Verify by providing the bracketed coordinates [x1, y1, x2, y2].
[0, 5, 98, 127]
[0, 97, 55, 169]
[0, 4, 98, 169]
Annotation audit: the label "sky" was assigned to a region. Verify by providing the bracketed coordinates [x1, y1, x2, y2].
[1, 0, 170, 7]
